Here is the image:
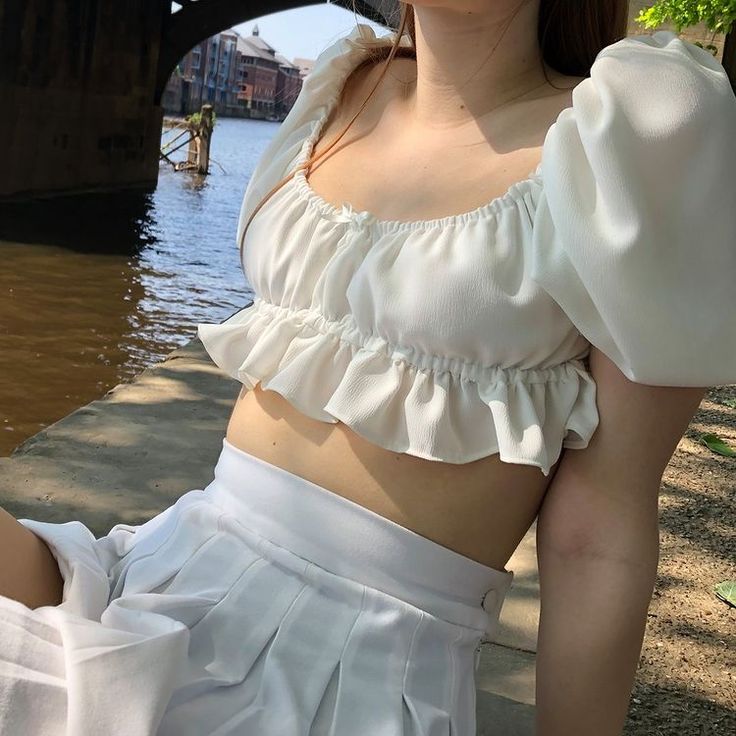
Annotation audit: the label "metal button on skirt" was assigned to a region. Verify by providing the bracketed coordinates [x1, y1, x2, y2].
[0, 438, 514, 736]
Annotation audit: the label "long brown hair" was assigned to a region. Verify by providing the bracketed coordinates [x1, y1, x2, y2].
[238, 0, 629, 260]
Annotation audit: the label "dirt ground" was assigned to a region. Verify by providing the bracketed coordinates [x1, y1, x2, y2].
[625, 385, 735, 735]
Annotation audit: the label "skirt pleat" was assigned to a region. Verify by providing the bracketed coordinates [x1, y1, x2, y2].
[310, 589, 424, 736]
[401, 615, 481, 736]
[0, 441, 513, 735]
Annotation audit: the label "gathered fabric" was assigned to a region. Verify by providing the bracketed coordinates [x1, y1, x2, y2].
[199, 23, 736, 477]
[201, 296, 597, 474]
[0, 439, 513, 736]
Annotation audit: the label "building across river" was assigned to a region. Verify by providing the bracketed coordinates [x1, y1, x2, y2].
[161, 25, 305, 120]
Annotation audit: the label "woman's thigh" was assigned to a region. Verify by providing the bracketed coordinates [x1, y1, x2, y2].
[0, 506, 63, 608]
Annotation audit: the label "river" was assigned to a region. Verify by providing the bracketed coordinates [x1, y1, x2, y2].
[0, 117, 279, 456]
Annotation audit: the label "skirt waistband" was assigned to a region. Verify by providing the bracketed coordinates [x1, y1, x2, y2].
[203, 439, 514, 635]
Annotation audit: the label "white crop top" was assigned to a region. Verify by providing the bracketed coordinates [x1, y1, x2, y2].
[198, 23, 736, 476]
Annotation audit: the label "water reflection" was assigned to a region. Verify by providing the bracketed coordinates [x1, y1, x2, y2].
[0, 117, 277, 455]
[0, 190, 159, 253]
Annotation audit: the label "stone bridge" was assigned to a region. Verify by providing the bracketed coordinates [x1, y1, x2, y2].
[0, 0, 396, 200]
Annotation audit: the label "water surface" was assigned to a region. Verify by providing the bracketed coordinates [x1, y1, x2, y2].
[0, 117, 279, 455]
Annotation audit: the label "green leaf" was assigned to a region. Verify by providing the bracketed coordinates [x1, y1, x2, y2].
[635, 1, 736, 35]
[720, 398, 736, 409]
[715, 580, 736, 607]
[699, 432, 736, 457]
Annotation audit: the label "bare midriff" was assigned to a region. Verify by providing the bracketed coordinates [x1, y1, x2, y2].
[225, 385, 558, 572]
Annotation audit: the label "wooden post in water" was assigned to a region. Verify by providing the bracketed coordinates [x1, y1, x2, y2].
[184, 104, 214, 175]
[197, 104, 214, 175]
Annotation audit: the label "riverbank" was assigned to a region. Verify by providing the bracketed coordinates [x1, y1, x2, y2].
[0, 339, 732, 733]
[0, 116, 268, 457]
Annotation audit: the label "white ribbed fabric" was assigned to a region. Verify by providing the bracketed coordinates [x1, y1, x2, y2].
[0, 439, 514, 736]
[198, 24, 736, 477]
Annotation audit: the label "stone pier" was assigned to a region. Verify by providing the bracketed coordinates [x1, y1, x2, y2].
[0, 0, 166, 200]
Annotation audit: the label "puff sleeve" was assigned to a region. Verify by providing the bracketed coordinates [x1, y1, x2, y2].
[531, 30, 736, 387]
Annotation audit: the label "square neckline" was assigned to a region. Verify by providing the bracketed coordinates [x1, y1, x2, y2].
[291, 25, 550, 233]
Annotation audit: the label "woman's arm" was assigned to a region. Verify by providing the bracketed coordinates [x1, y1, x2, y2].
[0, 506, 63, 608]
[534, 347, 707, 736]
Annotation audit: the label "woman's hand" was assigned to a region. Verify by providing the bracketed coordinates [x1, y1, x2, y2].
[534, 346, 707, 736]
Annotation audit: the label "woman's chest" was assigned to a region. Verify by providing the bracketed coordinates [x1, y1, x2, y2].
[242, 176, 587, 369]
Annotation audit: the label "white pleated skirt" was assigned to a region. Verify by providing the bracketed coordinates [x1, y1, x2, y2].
[0, 439, 514, 736]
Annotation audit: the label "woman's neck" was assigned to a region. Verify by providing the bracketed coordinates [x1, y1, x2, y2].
[408, 1, 548, 127]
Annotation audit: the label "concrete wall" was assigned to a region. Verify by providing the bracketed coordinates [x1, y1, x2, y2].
[0, 0, 166, 200]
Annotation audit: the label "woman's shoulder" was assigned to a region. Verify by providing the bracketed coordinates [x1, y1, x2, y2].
[529, 31, 736, 388]
[596, 28, 729, 75]
[302, 24, 400, 95]
[584, 30, 734, 123]
[541, 29, 736, 194]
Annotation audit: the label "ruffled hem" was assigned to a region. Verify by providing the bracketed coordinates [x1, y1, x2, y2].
[197, 299, 599, 476]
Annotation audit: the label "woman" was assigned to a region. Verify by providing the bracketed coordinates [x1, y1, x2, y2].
[2, 1, 735, 734]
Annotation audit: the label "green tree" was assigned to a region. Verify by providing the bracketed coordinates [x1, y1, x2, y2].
[636, 0, 736, 34]
[635, 1, 736, 86]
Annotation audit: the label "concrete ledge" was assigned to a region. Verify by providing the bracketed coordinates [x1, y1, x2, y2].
[477, 644, 536, 735]
[0, 339, 240, 534]
[495, 527, 539, 654]
[0, 337, 539, 727]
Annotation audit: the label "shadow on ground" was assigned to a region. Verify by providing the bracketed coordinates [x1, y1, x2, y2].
[0, 340, 239, 535]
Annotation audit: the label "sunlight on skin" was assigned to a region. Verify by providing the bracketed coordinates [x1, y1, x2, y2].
[0, 506, 63, 609]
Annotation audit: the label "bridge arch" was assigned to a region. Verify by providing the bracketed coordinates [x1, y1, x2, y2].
[156, 0, 397, 101]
